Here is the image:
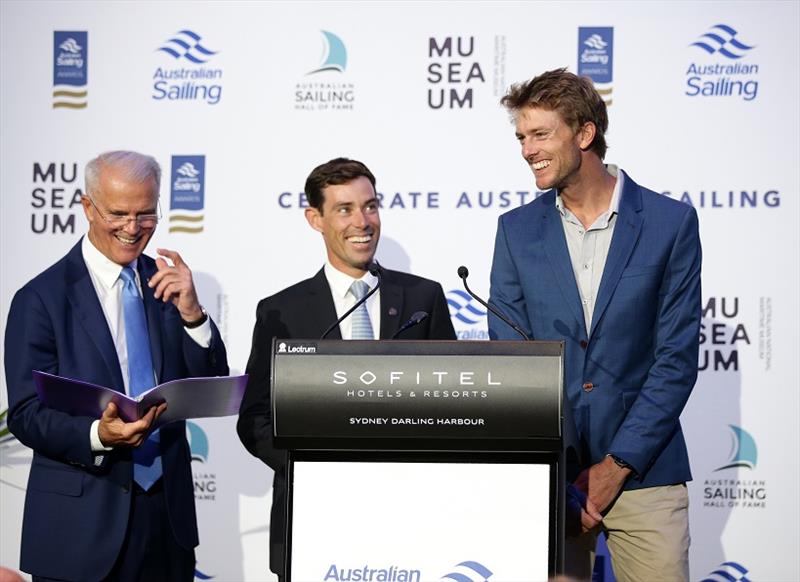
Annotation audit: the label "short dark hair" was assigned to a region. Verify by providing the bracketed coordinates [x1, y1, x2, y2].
[304, 158, 377, 212]
[501, 68, 609, 159]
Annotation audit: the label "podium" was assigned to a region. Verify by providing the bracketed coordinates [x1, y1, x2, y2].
[272, 339, 565, 581]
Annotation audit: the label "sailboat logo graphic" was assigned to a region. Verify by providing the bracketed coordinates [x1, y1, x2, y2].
[714, 425, 757, 471]
[309, 30, 347, 74]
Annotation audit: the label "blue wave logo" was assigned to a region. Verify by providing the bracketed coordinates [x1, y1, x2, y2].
[158, 30, 218, 64]
[691, 24, 755, 59]
[447, 289, 487, 325]
[176, 162, 200, 178]
[715, 425, 757, 471]
[0, 409, 17, 446]
[187, 421, 209, 463]
[584, 34, 608, 50]
[309, 30, 347, 74]
[194, 567, 215, 580]
[442, 561, 493, 582]
[700, 561, 751, 582]
[59, 37, 82, 53]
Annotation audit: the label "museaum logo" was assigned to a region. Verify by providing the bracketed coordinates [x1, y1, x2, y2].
[30, 162, 83, 235]
[427, 36, 486, 109]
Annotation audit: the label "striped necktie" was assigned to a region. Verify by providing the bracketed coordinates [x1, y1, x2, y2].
[349, 280, 374, 340]
[120, 266, 162, 490]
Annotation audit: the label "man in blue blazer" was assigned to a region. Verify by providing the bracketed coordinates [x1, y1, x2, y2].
[4, 151, 228, 581]
[489, 69, 701, 581]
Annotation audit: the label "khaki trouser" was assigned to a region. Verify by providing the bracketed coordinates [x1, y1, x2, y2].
[564, 484, 690, 582]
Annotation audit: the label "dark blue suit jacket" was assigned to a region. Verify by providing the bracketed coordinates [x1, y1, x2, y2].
[4, 239, 229, 581]
[489, 171, 701, 489]
[237, 266, 456, 576]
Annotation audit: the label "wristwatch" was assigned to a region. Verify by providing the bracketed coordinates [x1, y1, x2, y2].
[607, 454, 634, 472]
[182, 306, 208, 329]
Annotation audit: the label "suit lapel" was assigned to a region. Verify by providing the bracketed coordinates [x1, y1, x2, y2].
[308, 269, 342, 339]
[138, 258, 165, 382]
[590, 174, 644, 338]
[540, 199, 586, 333]
[378, 269, 403, 339]
[65, 241, 125, 391]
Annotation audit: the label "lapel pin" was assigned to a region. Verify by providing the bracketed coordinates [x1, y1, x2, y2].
[388, 307, 398, 316]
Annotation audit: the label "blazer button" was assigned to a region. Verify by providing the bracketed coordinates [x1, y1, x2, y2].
[582, 382, 594, 392]
[579, 340, 588, 349]
[122, 483, 130, 493]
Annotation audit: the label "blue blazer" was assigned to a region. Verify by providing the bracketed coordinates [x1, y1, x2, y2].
[4, 239, 229, 581]
[489, 171, 701, 489]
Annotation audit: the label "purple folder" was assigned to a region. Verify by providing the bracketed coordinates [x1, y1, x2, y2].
[33, 370, 248, 430]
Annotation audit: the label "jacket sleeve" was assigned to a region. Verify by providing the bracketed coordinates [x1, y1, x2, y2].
[426, 283, 457, 340]
[607, 207, 702, 476]
[181, 316, 229, 377]
[237, 299, 287, 470]
[5, 286, 97, 467]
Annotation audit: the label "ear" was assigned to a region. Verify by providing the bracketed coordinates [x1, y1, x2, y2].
[81, 196, 95, 223]
[577, 122, 596, 151]
[305, 207, 323, 233]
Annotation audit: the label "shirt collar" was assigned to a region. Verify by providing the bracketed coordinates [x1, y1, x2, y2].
[324, 261, 379, 299]
[555, 164, 624, 218]
[81, 234, 139, 288]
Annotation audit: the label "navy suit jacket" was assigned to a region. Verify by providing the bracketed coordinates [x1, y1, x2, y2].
[4, 239, 229, 581]
[237, 266, 456, 575]
[489, 171, 701, 488]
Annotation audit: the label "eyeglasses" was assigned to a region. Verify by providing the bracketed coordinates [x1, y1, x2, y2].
[86, 196, 161, 228]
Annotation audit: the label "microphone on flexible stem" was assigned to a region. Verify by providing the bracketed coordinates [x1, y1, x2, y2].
[391, 311, 429, 339]
[457, 265, 530, 341]
[321, 261, 382, 339]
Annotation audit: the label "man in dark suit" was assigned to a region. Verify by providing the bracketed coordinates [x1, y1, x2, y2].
[489, 69, 701, 581]
[4, 150, 228, 581]
[237, 157, 456, 580]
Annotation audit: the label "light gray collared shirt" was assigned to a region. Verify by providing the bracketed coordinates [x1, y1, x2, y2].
[556, 165, 623, 334]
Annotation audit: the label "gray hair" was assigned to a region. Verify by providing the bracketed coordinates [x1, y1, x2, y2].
[85, 151, 161, 198]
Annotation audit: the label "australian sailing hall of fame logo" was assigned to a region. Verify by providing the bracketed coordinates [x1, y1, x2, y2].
[153, 30, 223, 104]
[187, 421, 217, 501]
[295, 30, 354, 111]
[703, 425, 767, 510]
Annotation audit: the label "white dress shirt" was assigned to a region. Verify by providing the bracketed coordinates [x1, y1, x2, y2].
[323, 262, 381, 339]
[81, 235, 211, 452]
[555, 165, 623, 333]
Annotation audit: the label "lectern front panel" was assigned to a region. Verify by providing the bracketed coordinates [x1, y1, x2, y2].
[289, 459, 550, 581]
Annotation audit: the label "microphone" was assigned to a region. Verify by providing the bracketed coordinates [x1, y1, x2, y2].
[321, 261, 382, 339]
[391, 311, 429, 339]
[457, 265, 530, 341]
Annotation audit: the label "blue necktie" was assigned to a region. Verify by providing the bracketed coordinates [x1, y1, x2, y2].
[349, 280, 374, 340]
[120, 266, 162, 490]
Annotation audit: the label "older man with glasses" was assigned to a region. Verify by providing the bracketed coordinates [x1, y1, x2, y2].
[4, 150, 229, 581]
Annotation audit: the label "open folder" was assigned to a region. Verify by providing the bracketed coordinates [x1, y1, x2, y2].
[33, 370, 248, 430]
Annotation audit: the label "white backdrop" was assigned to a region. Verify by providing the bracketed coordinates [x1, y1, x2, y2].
[1, 1, 798, 581]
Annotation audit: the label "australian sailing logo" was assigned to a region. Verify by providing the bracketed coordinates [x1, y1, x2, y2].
[169, 155, 206, 234]
[53, 31, 88, 109]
